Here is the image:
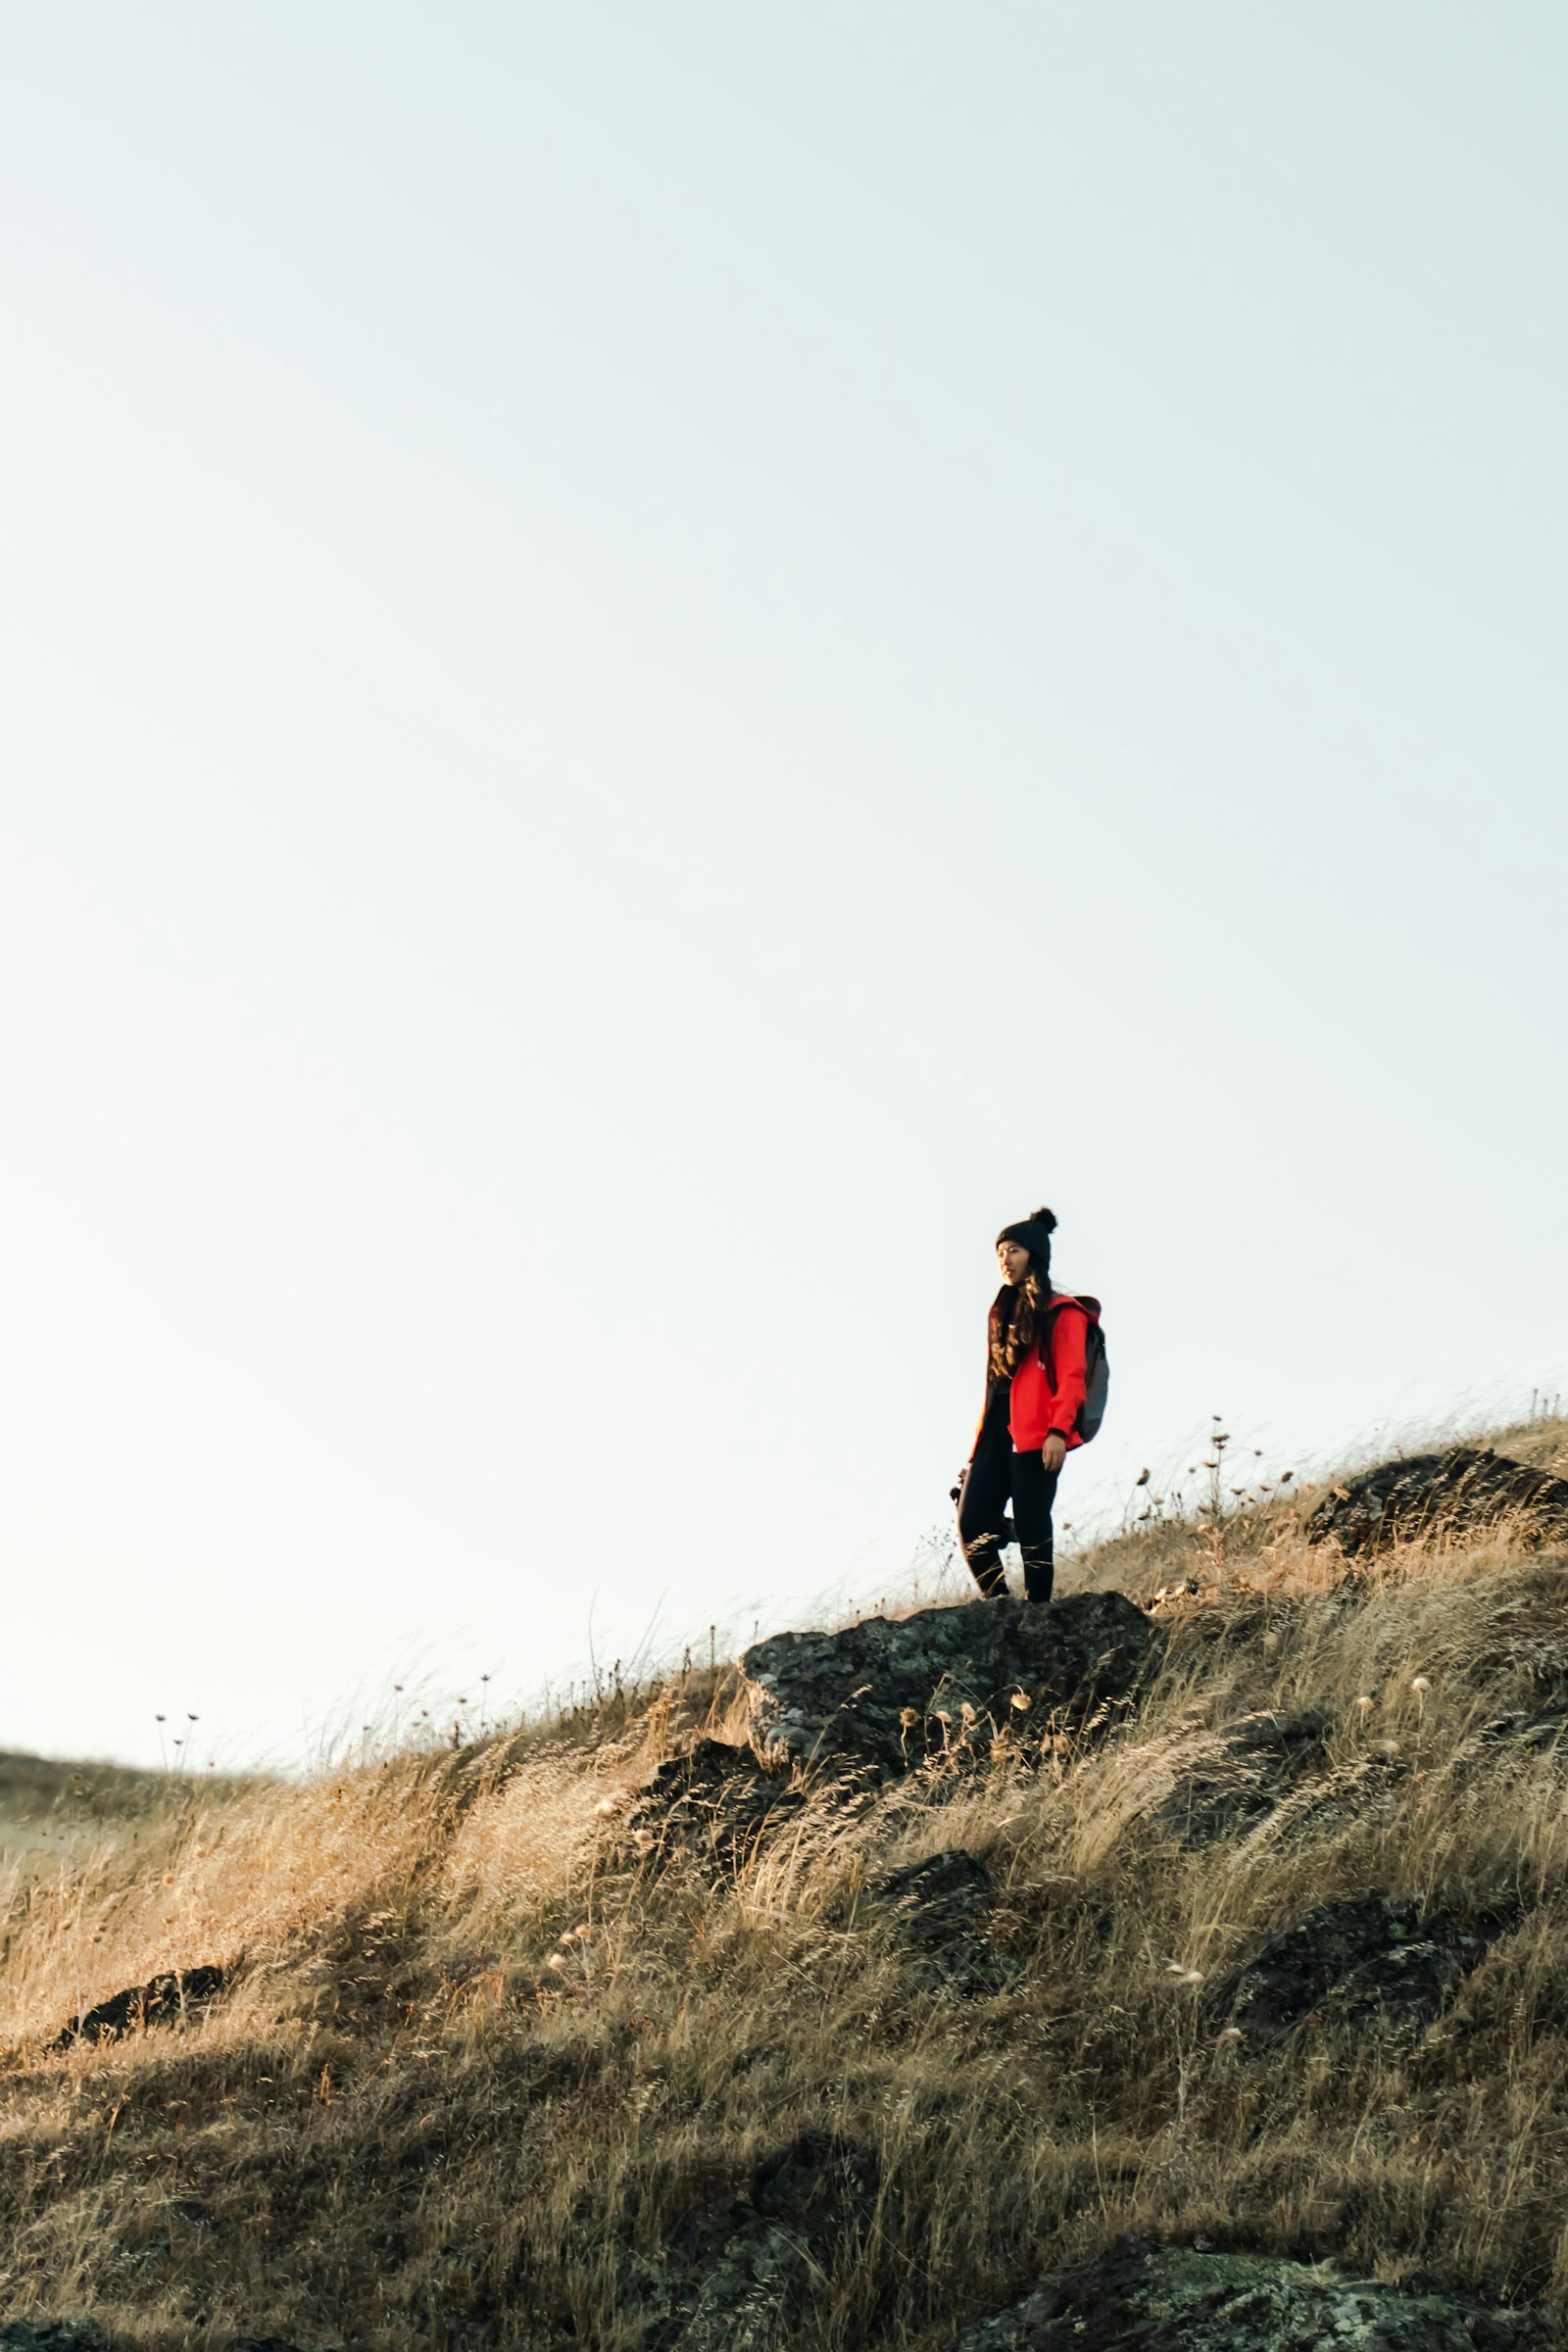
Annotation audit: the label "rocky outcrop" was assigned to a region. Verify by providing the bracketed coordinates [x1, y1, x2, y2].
[0, 2326, 116, 2350]
[646, 2132, 880, 2350]
[1306, 1447, 1568, 1558]
[741, 1592, 1159, 1776]
[0, 2313, 313, 2348]
[1155, 1706, 1407, 1855]
[947, 2240, 1546, 2349]
[1208, 1894, 1514, 2043]
[1449, 1706, 1568, 1785]
[1228, 1752, 1407, 1854]
[627, 1592, 1158, 1875]
[625, 1740, 810, 1866]
[859, 1847, 1019, 1997]
[53, 1964, 226, 2049]
[1157, 1706, 1333, 1844]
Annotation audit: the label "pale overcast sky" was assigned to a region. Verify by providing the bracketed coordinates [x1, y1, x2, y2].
[3, 2, 1564, 1769]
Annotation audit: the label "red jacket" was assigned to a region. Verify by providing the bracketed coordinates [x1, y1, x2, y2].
[974, 1290, 1102, 1456]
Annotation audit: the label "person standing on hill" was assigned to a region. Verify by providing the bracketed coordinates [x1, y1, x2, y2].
[956, 1206, 1101, 1604]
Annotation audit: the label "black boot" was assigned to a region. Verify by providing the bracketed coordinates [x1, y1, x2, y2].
[1021, 1548, 1054, 1604]
[962, 1532, 1011, 1599]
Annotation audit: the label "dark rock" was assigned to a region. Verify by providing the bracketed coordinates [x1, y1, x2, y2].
[1497, 1706, 1568, 1752]
[648, 2132, 880, 2350]
[861, 1848, 1019, 1996]
[948, 2239, 1547, 2349]
[1158, 1706, 1333, 1844]
[1208, 1894, 1513, 2043]
[1451, 1706, 1568, 1769]
[864, 1846, 993, 1941]
[53, 1964, 226, 2049]
[1232, 1752, 1407, 1854]
[1306, 1446, 1568, 1558]
[625, 1740, 808, 1866]
[0, 2326, 116, 2350]
[1152, 1706, 1407, 1855]
[742, 1592, 1160, 1776]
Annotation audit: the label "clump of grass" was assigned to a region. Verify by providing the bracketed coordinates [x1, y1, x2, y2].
[1, 1431, 1567, 2345]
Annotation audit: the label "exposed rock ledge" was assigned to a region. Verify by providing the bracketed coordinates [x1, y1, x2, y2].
[1306, 1446, 1568, 1558]
[948, 2240, 1548, 2350]
[741, 1590, 1160, 1776]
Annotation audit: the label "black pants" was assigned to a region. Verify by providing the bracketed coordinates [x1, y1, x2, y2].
[957, 1411, 1058, 1602]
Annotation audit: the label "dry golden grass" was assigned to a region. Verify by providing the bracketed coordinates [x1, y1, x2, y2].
[0, 1753, 260, 1887]
[3, 1425, 1568, 2347]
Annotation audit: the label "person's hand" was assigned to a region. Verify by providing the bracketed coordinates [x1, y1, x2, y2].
[1041, 1433, 1067, 1474]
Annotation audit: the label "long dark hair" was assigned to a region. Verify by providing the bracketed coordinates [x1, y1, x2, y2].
[989, 1259, 1053, 1382]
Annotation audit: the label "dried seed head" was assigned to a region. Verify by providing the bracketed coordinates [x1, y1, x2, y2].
[1010, 1690, 1032, 1712]
[899, 1706, 920, 1729]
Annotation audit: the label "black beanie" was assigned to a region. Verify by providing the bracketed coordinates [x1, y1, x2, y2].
[996, 1203, 1057, 1271]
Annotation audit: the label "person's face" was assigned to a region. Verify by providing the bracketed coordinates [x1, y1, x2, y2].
[997, 1240, 1032, 1287]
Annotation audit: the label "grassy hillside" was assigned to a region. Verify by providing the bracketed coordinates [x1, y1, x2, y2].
[2, 1420, 1568, 2347]
[0, 1752, 260, 1886]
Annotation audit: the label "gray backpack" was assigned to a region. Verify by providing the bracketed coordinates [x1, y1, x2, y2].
[1048, 1294, 1109, 1444]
